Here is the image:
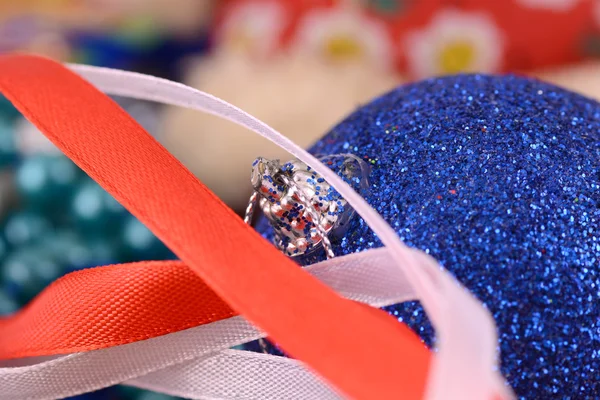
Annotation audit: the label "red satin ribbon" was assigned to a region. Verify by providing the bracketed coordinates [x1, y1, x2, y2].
[0, 54, 430, 400]
[0, 260, 237, 359]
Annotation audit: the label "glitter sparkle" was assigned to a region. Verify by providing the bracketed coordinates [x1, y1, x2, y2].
[257, 74, 600, 399]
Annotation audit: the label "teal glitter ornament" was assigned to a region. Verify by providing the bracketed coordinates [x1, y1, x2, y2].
[0, 119, 18, 168]
[0, 290, 18, 315]
[120, 215, 172, 261]
[2, 246, 63, 304]
[39, 229, 119, 271]
[3, 211, 53, 248]
[0, 95, 21, 122]
[71, 180, 128, 236]
[256, 75, 600, 398]
[15, 154, 83, 212]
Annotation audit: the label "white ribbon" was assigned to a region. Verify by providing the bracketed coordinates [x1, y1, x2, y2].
[126, 349, 344, 400]
[0, 248, 418, 399]
[0, 64, 514, 400]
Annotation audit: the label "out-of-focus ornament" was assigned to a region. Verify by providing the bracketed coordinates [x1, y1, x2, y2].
[255, 74, 600, 398]
[120, 215, 173, 261]
[71, 181, 128, 235]
[3, 211, 52, 248]
[2, 245, 63, 304]
[0, 120, 18, 169]
[15, 154, 82, 211]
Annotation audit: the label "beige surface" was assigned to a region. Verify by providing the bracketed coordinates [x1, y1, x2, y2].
[534, 62, 600, 102]
[160, 56, 600, 211]
[160, 51, 401, 211]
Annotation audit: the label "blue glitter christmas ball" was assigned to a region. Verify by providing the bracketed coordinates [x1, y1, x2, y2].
[257, 75, 600, 399]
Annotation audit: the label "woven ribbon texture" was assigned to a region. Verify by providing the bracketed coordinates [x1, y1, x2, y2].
[0, 54, 431, 400]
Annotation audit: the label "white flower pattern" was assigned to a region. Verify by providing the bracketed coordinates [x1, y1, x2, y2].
[217, 1, 286, 56]
[404, 9, 504, 79]
[292, 7, 393, 70]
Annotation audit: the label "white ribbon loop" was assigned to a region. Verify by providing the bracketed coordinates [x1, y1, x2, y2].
[0, 248, 417, 400]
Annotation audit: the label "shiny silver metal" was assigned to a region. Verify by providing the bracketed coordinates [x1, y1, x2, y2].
[243, 191, 258, 225]
[278, 174, 335, 260]
[245, 154, 368, 259]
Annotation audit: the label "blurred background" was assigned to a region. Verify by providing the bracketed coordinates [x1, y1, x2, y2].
[0, 0, 598, 399]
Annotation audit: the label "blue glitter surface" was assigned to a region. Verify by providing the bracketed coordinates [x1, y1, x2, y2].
[256, 75, 600, 398]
